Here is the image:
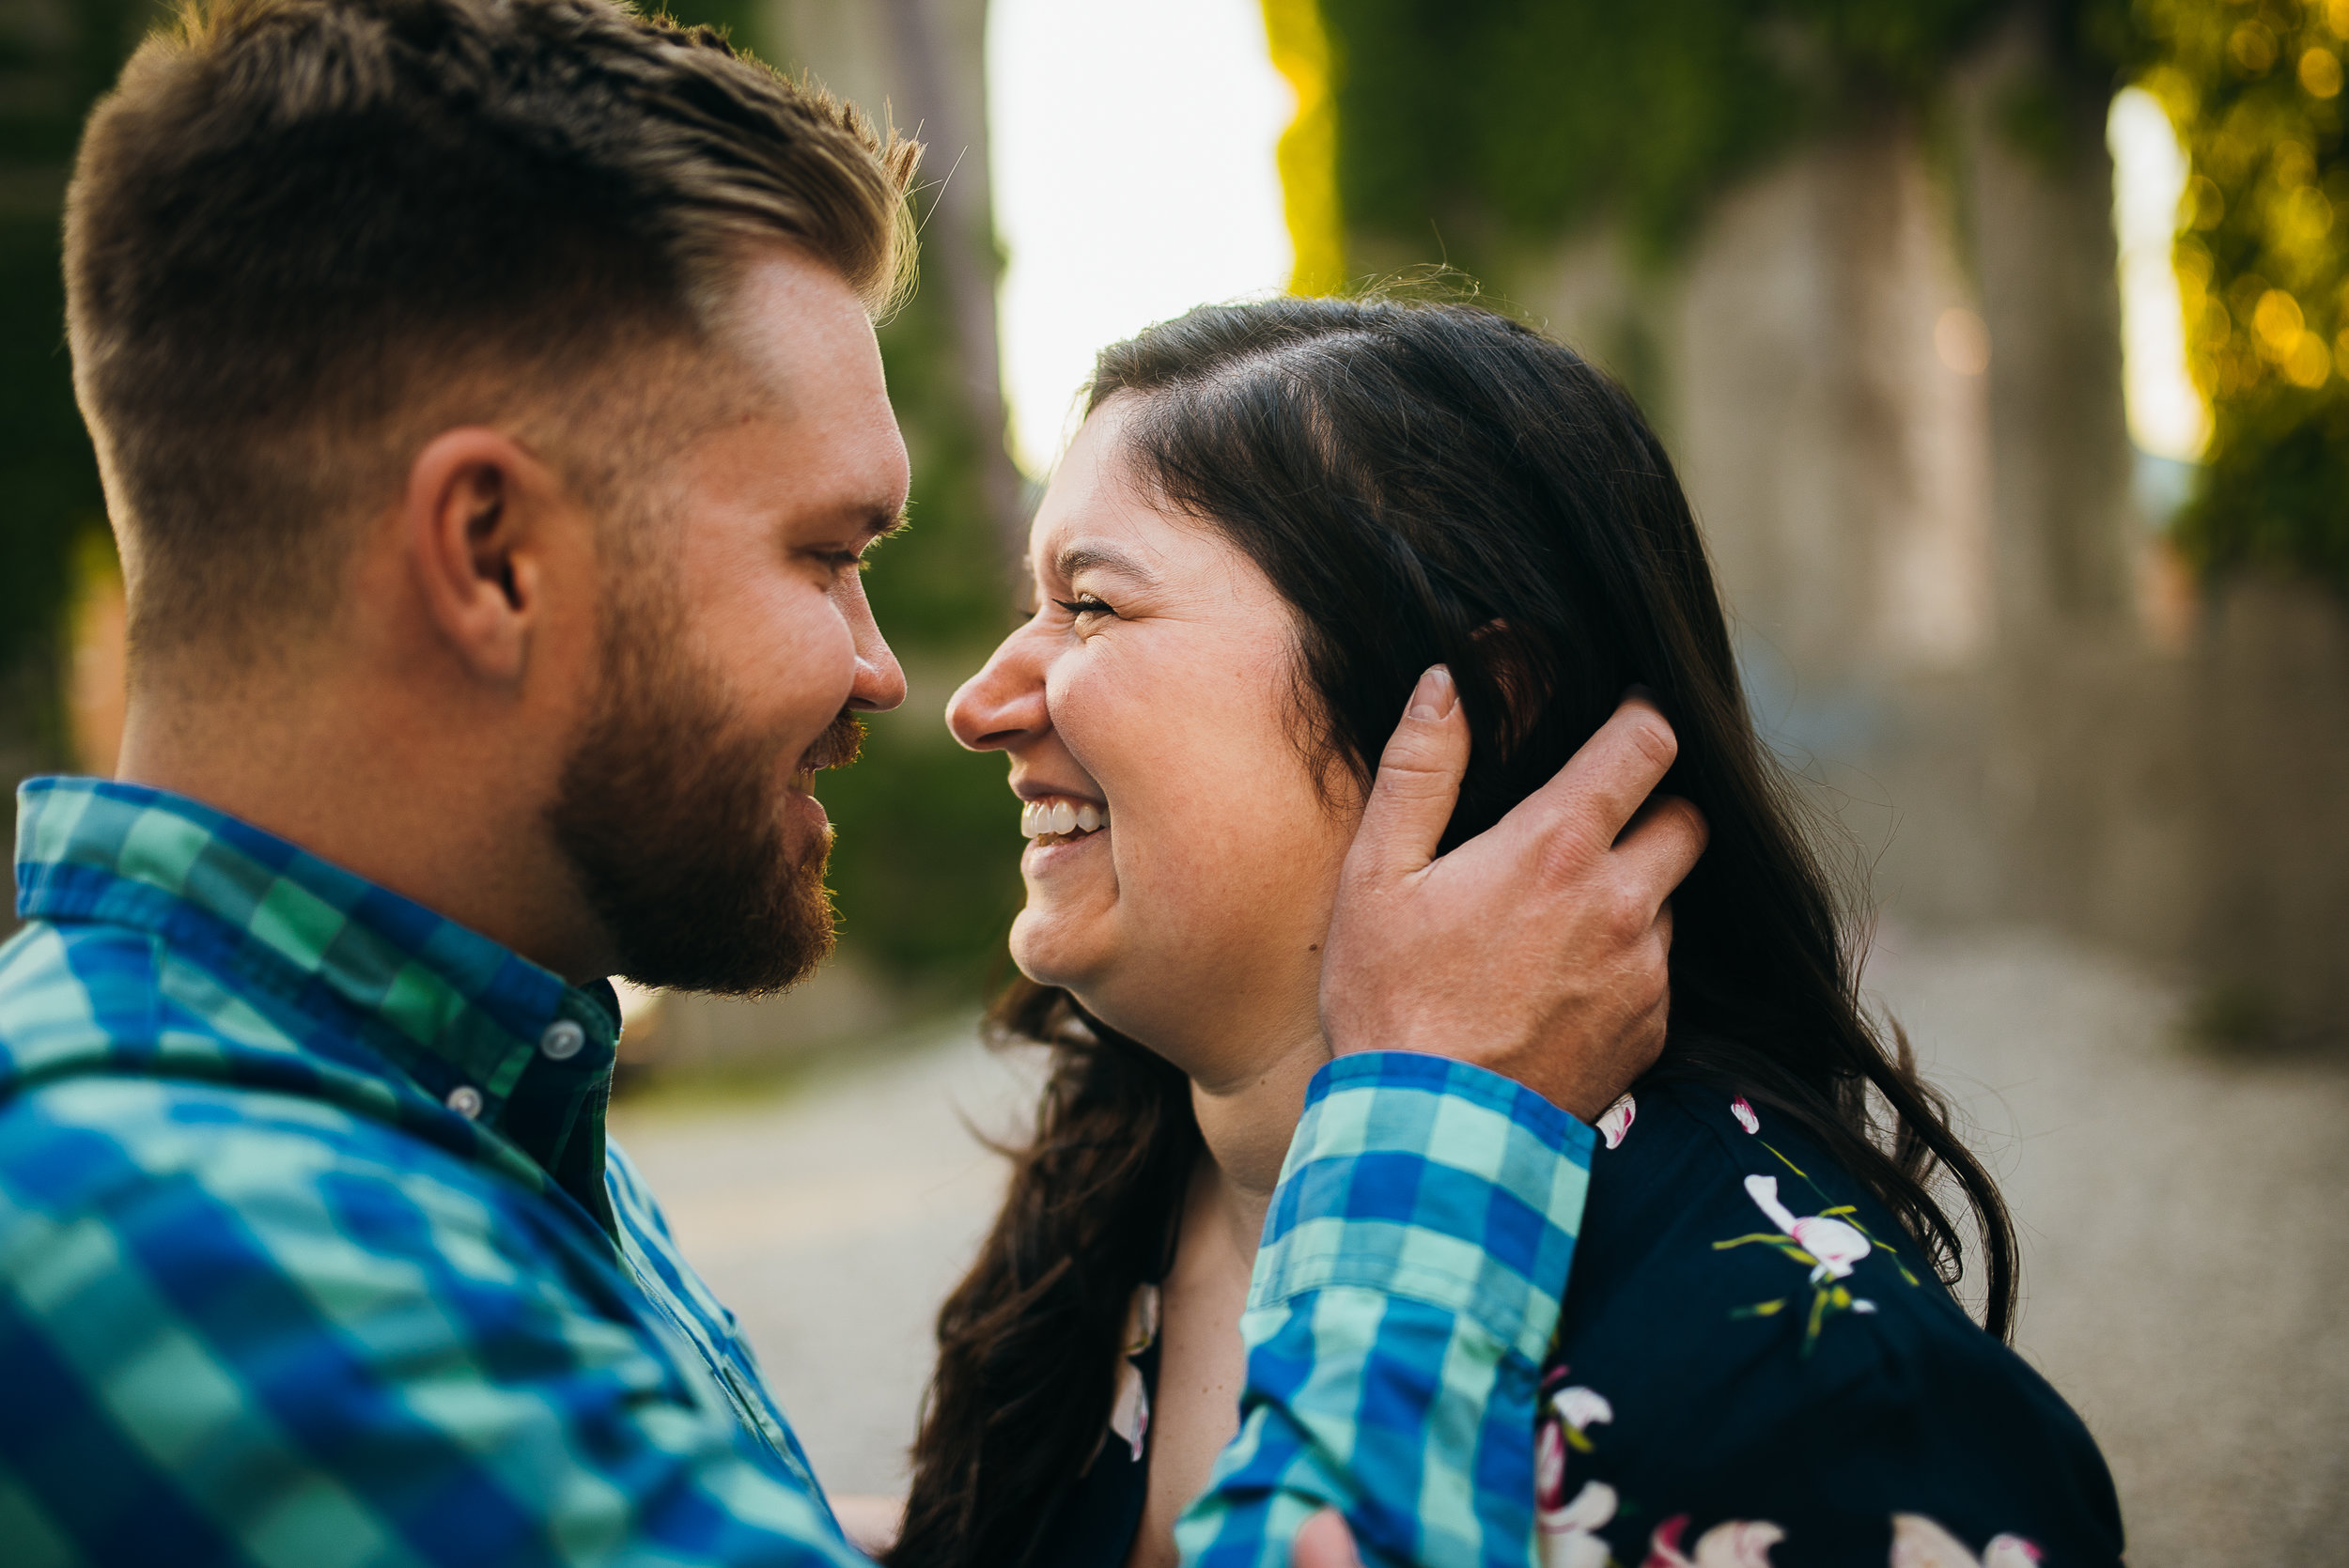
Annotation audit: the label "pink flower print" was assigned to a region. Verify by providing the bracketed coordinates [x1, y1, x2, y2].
[1533, 1368, 1616, 1565]
[1597, 1094, 1636, 1149]
[1535, 1381, 1614, 1514]
[1551, 1384, 1613, 1434]
[1744, 1174, 1870, 1281]
[1534, 1420, 1566, 1511]
[1890, 1514, 2046, 1568]
[1641, 1514, 1785, 1568]
[1108, 1357, 1149, 1459]
[1536, 1481, 1617, 1568]
[1108, 1284, 1159, 1459]
[1731, 1095, 1760, 1135]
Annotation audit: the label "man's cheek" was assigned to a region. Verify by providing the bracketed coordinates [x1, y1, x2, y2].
[723, 584, 860, 721]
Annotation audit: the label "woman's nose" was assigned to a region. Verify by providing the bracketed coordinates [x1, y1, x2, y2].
[947, 627, 1050, 753]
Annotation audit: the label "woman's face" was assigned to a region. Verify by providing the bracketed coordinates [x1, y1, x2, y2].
[947, 399, 1361, 1078]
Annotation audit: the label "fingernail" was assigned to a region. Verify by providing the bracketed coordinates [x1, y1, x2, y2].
[1409, 665, 1456, 721]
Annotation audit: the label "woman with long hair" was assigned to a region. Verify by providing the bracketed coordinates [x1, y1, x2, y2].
[894, 296, 2121, 1568]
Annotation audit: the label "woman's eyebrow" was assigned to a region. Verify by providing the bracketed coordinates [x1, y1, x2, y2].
[1052, 541, 1157, 583]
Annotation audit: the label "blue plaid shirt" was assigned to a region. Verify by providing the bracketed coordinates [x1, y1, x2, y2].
[0, 778, 1593, 1568]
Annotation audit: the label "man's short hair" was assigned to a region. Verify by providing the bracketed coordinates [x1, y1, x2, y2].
[65, 0, 917, 668]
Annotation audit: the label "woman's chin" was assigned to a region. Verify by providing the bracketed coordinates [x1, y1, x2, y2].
[1006, 907, 1111, 995]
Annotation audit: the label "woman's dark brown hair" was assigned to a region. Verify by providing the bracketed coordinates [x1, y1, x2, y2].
[888, 295, 2017, 1568]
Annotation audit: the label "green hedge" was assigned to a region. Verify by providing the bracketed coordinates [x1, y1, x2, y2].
[0, 1, 148, 741]
[2139, 0, 2349, 592]
[1323, 0, 2125, 263]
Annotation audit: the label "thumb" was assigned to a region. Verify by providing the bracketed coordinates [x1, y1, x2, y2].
[1347, 667, 1469, 883]
[1290, 1510, 1362, 1568]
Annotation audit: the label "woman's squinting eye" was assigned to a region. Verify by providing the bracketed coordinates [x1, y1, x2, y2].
[1053, 594, 1118, 620]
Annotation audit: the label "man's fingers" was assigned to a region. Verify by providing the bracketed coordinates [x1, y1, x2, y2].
[1291, 1510, 1362, 1568]
[1346, 666, 1470, 882]
[1612, 794, 1708, 906]
[1504, 695, 1680, 857]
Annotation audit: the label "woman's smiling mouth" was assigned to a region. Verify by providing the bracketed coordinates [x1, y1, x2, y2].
[1019, 795, 1109, 845]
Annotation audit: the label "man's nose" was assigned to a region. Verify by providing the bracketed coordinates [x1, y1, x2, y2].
[947, 627, 1048, 752]
[843, 579, 907, 713]
[850, 642, 906, 712]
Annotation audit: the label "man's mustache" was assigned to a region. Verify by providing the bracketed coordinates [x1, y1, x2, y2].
[799, 709, 865, 774]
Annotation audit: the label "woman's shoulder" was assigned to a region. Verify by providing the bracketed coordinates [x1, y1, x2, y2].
[1543, 1082, 2122, 1567]
[1563, 1081, 1965, 1345]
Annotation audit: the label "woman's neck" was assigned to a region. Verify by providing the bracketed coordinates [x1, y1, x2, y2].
[1186, 1020, 1331, 1250]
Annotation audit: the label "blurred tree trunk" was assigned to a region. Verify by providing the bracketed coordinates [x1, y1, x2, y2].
[875, 0, 1026, 562]
[1958, 12, 2140, 641]
[771, 0, 1026, 565]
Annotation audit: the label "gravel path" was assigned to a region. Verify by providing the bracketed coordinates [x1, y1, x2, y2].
[609, 929, 2349, 1565]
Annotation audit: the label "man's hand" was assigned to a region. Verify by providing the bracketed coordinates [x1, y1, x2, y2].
[1320, 667, 1708, 1123]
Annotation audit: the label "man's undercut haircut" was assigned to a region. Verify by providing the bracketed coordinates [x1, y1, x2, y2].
[65, 0, 919, 668]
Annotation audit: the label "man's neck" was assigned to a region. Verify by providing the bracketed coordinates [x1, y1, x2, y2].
[115, 679, 614, 985]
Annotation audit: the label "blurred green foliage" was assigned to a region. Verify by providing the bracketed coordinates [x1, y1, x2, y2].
[820, 272, 1026, 986]
[1322, 0, 2127, 262]
[0, 0, 151, 749]
[2138, 0, 2349, 592]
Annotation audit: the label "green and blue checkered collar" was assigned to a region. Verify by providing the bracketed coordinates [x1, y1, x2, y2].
[12, 777, 621, 1203]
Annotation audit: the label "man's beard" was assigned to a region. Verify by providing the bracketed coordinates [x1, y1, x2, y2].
[545, 586, 863, 996]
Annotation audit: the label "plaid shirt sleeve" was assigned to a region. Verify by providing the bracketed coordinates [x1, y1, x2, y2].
[1177, 1053, 1595, 1568]
[0, 1070, 863, 1568]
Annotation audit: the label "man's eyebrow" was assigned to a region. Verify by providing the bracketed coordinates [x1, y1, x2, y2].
[857, 504, 911, 541]
[795, 502, 909, 546]
[1052, 541, 1155, 582]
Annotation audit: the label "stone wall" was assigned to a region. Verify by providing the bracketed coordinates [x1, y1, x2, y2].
[1501, 34, 2349, 1040]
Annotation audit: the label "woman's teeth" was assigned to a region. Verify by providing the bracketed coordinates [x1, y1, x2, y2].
[1020, 797, 1108, 842]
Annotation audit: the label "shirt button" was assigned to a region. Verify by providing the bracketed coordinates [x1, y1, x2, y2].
[445, 1084, 484, 1120]
[539, 1019, 586, 1061]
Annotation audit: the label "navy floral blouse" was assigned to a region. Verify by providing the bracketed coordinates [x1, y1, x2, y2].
[1031, 1082, 2123, 1568]
[1537, 1082, 2124, 1568]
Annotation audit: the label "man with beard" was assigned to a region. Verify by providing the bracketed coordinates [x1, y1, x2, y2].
[0, 2, 1706, 1565]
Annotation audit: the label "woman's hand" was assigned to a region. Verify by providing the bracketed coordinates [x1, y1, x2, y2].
[1318, 668, 1707, 1124]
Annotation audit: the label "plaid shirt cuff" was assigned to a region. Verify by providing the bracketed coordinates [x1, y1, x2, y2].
[1178, 1053, 1595, 1568]
[1253, 1052, 1594, 1365]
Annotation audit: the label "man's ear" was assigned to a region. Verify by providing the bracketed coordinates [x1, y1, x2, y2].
[404, 427, 560, 685]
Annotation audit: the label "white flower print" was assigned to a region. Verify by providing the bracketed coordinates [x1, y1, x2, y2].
[1731, 1095, 1760, 1135]
[1890, 1514, 2046, 1568]
[1551, 1385, 1613, 1433]
[1597, 1094, 1636, 1149]
[1108, 1283, 1159, 1459]
[1744, 1174, 1871, 1281]
[1534, 1368, 1618, 1565]
[1642, 1514, 1785, 1568]
[1537, 1480, 1620, 1568]
[1535, 1377, 1616, 1534]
